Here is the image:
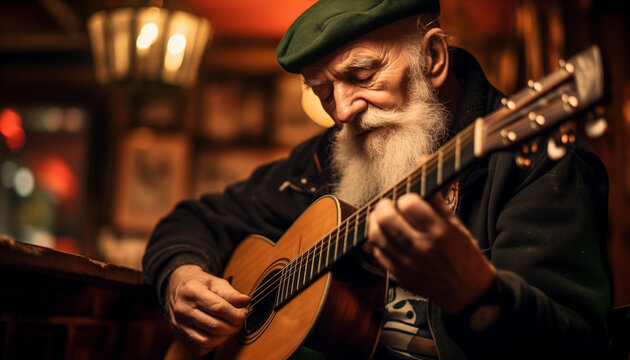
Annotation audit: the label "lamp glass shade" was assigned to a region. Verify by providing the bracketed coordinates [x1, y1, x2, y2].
[87, 7, 212, 87]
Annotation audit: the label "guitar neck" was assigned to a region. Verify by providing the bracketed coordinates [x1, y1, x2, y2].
[273, 45, 604, 309]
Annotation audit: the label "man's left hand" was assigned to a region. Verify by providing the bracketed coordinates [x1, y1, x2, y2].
[364, 193, 497, 314]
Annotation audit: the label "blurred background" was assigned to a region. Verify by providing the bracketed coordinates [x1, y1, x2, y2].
[0, 0, 628, 309]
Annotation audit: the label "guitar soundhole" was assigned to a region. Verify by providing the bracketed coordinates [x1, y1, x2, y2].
[242, 269, 280, 337]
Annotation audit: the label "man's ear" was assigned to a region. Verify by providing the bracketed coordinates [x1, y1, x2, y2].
[421, 27, 449, 89]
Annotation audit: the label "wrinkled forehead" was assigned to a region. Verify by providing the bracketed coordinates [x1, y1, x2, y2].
[300, 26, 409, 81]
[301, 40, 378, 76]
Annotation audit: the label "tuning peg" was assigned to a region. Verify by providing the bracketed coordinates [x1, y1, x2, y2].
[584, 105, 608, 138]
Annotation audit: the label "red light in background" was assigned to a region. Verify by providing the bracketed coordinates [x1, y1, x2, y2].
[0, 108, 26, 151]
[34, 156, 78, 204]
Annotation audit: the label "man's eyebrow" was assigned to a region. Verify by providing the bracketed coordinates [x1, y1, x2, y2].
[303, 77, 327, 88]
[346, 57, 377, 71]
[303, 57, 377, 87]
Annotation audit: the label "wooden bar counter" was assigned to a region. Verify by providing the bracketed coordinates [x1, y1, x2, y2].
[0, 235, 174, 360]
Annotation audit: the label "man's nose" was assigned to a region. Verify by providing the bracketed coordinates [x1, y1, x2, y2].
[333, 83, 367, 124]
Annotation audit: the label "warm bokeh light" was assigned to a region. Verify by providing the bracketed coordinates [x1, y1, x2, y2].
[0, 108, 26, 151]
[35, 156, 78, 204]
[136, 22, 159, 50]
[301, 83, 334, 128]
[41, 107, 63, 132]
[14, 167, 35, 197]
[110, 9, 132, 80]
[63, 107, 85, 132]
[167, 33, 186, 54]
[164, 33, 187, 71]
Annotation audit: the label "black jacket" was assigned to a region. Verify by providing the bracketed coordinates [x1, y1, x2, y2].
[142, 49, 610, 359]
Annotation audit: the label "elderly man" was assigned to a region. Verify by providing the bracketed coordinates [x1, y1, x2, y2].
[143, 0, 610, 358]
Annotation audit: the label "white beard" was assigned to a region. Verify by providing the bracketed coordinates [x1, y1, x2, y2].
[330, 69, 449, 208]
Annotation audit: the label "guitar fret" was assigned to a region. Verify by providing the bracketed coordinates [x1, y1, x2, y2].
[286, 267, 292, 303]
[341, 224, 346, 255]
[311, 245, 320, 279]
[298, 258, 303, 288]
[406, 176, 411, 194]
[325, 233, 332, 266]
[309, 249, 314, 282]
[286, 264, 292, 301]
[365, 204, 371, 238]
[303, 250, 309, 285]
[288, 263, 295, 300]
[300, 251, 310, 287]
[285, 266, 291, 302]
[334, 228, 340, 261]
[303, 251, 310, 285]
[338, 226, 345, 259]
[317, 235, 326, 274]
[437, 150, 443, 186]
[455, 135, 461, 171]
[353, 213, 359, 246]
[392, 186, 397, 203]
[285, 266, 291, 300]
[296, 254, 303, 289]
[421, 165, 426, 197]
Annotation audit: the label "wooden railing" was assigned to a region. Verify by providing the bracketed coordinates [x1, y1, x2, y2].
[0, 235, 173, 360]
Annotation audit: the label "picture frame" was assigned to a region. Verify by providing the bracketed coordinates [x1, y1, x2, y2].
[199, 79, 267, 143]
[113, 129, 190, 234]
[194, 147, 290, 197]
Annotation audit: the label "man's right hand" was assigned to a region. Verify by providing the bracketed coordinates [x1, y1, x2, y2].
[166, 264, 250, 356]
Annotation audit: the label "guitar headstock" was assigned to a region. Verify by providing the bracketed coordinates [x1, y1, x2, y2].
[473, 45, 607, 162]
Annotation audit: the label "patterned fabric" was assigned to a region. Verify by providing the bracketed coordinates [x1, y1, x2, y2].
[380, 284, 437, 359]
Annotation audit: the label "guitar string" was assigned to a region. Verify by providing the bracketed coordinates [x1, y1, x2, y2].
[246, 131, 476, 309]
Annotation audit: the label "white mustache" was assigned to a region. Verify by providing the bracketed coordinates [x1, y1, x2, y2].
[344, 105, 405, 137]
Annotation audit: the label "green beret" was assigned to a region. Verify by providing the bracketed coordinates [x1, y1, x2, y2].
[277, 0, 440, 73]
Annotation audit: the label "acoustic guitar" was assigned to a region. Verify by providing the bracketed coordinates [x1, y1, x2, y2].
[208, 45, 606, 360]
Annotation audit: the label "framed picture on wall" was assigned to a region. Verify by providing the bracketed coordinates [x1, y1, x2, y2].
[194, 147, 290, 197]
[114, 129, 190, 234]
[199, 79, 267, 143]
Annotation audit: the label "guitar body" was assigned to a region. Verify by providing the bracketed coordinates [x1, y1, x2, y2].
[214, 195, 387, 360]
